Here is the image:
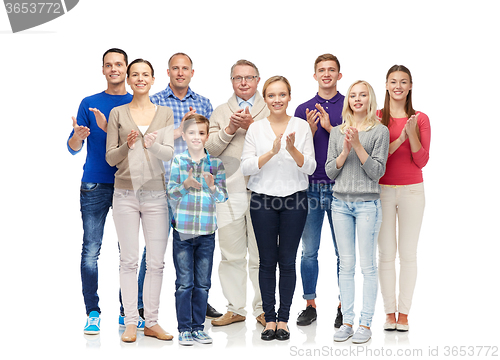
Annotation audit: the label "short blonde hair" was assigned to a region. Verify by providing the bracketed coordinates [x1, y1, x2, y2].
[340, 80, 379, 134]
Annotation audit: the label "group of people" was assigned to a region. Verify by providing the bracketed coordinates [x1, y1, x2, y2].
[68, 49, 430, 346]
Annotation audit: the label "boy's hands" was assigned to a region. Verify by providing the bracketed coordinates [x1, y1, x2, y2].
[183, 168, 202, 190]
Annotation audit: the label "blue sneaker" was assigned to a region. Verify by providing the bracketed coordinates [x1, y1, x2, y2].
[191, 330, 212, 344]
[178, 331, 194, 346]
[119, 315, 145, 331]
[84, 311, 101, 335]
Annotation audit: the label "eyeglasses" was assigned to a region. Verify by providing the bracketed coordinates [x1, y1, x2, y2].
[231, 75, 258, 83]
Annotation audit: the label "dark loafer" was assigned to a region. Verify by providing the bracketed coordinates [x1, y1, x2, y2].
[261, 329, 276, 341]
[275, 328, 290, 341]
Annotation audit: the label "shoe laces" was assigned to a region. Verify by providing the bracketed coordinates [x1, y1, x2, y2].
[88, 317, 99, 326]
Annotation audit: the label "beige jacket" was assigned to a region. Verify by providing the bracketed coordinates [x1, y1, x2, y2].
[205, 92, 270, 195]
[106, 104, 174, 191]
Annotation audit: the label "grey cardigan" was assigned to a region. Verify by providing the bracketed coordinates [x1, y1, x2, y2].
[325, 124, 389, 202]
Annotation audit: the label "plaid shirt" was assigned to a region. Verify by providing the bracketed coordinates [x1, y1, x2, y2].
[150, 85, 213, 182]
[168, 150, 228, 235]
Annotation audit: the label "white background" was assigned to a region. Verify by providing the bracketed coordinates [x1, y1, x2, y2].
[1, 1, 498, 359]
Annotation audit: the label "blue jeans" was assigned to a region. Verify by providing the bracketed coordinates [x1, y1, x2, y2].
[173, 230, 215, 332]
[300, 183, 339, 300]
[250, 191, 308, 323]
[80, 182, 146, 315]
[331, 198, 382, 328]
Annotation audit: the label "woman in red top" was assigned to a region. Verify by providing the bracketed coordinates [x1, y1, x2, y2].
[377, 65, 431, 332]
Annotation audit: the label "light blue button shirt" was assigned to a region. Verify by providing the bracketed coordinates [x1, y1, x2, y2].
[236, 94, 256, 111]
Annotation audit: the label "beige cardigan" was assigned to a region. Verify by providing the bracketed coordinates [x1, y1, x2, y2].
[106, 104, 174, 191]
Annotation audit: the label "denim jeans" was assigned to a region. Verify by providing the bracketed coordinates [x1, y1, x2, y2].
[250, 191, 308, 323]
[300, 183, 339, 300]
[79, 182, 147, 315]
[331, 198, 382, 328]
[173, 230, 215, 332]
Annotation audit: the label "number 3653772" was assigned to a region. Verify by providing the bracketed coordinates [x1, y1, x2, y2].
[5, 3, 62, 14]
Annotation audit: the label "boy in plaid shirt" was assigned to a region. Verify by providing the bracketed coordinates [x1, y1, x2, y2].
[167, 114, 228, 345]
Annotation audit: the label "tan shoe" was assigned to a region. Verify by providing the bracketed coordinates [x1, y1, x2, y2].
[211, 311, 246, 326]
[256, 313, 266, 327]
[144, 325, 174, 341]
[121, 324, 137, 342]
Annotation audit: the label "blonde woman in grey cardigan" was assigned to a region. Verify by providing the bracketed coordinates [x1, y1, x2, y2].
[106, 59, 174, 343]
[325, 80, 389, 344]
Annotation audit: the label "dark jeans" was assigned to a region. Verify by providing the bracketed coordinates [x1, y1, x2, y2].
[249, 191, 308, 323]
[173, 230, 215, 332]
[80, 182, 146, 315]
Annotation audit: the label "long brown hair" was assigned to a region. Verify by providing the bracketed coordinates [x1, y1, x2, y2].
[380, 65, 415, 127]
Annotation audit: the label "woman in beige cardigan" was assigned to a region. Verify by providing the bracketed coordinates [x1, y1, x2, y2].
[106, 59, 174, 343]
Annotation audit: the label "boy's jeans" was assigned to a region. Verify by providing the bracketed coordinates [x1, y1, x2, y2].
[173, 230, 215, 332]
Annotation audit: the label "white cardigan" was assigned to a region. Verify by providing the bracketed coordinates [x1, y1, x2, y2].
[241, 117, 316, 197]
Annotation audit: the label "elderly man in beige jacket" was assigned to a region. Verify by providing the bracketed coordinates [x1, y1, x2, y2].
[205, 60, 269, 327]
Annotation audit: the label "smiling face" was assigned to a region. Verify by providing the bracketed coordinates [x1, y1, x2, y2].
[182, 121, 209, 152]
[263, 80, 291, 115]
[314, 60, 342, 92]
[126, 62, 154, 94]
[167, 54, 194, 92]
[386, 70, 412, 102]
[102, 52, 127, 86]
[348, 83, 370, 115]
[231, 64, 260, 101]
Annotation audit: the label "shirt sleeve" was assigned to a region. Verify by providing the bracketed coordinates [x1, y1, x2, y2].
[208, 159, 228, 203]
[325, 128, 342, 180]
[67, 99, 90, 155]
[147, 107, 175, 162]
[240, 123, 261, 176]
[167, 156, 189, 201]
[296, 123, 316, 175]
[361, 125, 390, 181]
[105, 108, 129, 167]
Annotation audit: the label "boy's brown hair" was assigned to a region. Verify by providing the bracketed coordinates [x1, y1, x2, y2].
[182, 113, 210, 133]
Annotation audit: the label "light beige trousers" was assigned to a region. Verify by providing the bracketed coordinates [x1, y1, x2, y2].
[216, 192, 262, 317]
[112, 189, 169, 327]
[378, 183, 425, 315]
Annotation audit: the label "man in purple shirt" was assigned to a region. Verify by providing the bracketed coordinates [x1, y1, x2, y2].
[294, 54, 344, 328]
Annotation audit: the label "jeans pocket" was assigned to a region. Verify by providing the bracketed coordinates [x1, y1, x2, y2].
[151, 190, 167, 199]
[81, 182, 98, 192]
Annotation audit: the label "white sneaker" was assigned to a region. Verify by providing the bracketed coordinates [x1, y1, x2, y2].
[352, 327, 372, 344]
[333, 325, 354, 342]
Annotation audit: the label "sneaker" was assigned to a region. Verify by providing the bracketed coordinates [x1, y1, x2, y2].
[297, 305, 317, 326]
[84, 311, 101, 335]
[206, 303, 222, 319]
[352, 327, 372, 344]
[334, 306, 343, 328]
[191, 330, 213, 344]
[178, 331, 194, 346]
[119, 315, 145, 331]
[333, 324, 354, 342]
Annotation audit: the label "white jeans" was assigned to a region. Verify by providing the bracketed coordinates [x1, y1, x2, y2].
[378, 183, 425, 315]
[112, 189, 169, 327]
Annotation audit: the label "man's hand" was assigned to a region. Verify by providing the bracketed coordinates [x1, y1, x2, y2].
[174, 106, 197, 140]
[89, 108, 108, 133]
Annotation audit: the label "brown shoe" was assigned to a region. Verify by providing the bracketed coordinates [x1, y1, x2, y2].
[256, 313, 266, 327]
[211, 311, 246, 326]
[144, 325, 173, 341]
[121, 324, 137, 343]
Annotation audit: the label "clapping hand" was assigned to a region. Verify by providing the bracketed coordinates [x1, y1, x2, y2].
[144, 131, 158, 149]
[127, 130, 139, 149]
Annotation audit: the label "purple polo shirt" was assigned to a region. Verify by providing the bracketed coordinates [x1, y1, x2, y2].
[294, 92, 344, 183]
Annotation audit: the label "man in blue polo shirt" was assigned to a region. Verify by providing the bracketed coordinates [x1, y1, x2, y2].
[68, 48, 145, 335]
[149, 52, 221, 318]
[294, 54, 344, 328]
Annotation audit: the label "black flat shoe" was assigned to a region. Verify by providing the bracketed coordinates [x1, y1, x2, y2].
[261, 329, 276, 341]
[275, 328, 290, 341]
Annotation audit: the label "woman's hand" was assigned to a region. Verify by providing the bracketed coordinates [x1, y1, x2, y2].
[285, 132, 296, 153]
[144, 131, 158, 149]
[89, 108, 108, 133]
[405, 114, 419, 139]
[346, 126, 361, 149]
[127, 130, 139, 149]
[271, 133, 282, 155]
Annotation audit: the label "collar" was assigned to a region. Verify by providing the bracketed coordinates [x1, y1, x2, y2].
[314, 91, 343, 104]
[236, 93, 256, 108]
[166, 84, 196, 101]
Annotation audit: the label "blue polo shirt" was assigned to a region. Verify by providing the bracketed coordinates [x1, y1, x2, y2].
[67, 91, 133, 184]
[294, 92, 344, 183]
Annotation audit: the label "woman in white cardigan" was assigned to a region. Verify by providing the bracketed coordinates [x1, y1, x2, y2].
[241, 76, 316, 341]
